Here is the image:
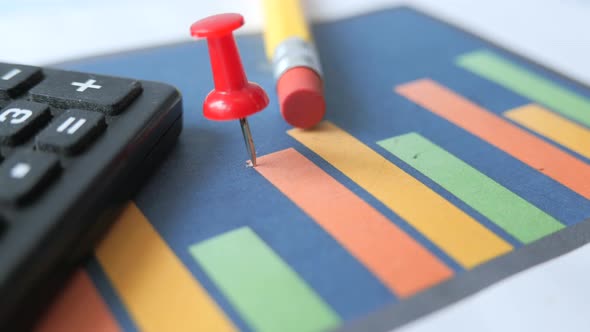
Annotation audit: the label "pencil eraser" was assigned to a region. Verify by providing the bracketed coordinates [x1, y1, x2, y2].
[277, 67, 325, 129]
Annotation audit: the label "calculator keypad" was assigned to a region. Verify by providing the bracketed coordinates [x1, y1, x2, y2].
[0, 150, 60, 204]
[0, 63, 146, 205]
[0, 64, 43, 99]
[30, 71, 142, 114]
[36, 109, 105, 154]
[0, 101, 50, 145]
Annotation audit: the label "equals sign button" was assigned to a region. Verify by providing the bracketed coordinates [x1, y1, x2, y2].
[2, 68, 22, 81]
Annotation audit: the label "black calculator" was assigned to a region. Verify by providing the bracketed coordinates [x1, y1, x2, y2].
[0, 62, 183, 326]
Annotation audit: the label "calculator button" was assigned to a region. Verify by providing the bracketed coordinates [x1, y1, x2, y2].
[0, 101, 50, 145]
[0, 150, 60, 204]
[0, 63, 43, 99]
[29, 71, 142, 114]
[36, 109, 105, 154]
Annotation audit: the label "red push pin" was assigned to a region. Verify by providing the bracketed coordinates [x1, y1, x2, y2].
[190, 13, 269, 167]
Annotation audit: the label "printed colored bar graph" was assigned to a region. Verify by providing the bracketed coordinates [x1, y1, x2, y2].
[289, 122, 512, 269]
[255, 148, 453, 297]
[506, 104, 590, 159]
[378, 133, 564, 243]
[457, 50, 590, 127]
[95, 202, 235, 332]
[396, 79, 590, 200]
[189, 227, 340, 332]
[34, 269, 120, 332]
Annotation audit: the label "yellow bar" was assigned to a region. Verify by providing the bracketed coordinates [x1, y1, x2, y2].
[289, 121, 512, 269]
[505, 104, 590, 159]
[262, 0, 311, 59]
[95, 202, 235, 332]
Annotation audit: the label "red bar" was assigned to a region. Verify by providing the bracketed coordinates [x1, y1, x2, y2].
[256, 148, 453, 297]
[34, 269, 120, 332]
[396, 79, 590, 199]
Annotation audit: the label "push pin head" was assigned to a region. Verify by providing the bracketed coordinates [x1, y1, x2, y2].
[190, 13, 269, 167]
[190, 13, 269, 121]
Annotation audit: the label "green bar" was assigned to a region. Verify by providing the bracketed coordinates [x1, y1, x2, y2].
[378, 133, 564, 243]
[457, 49, 590, 127]
[189, 227, 340, 332]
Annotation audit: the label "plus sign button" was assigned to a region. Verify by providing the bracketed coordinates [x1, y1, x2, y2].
[30, 70, 142, 114]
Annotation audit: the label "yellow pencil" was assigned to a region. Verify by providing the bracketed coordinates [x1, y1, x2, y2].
[262, 0, 326, 129]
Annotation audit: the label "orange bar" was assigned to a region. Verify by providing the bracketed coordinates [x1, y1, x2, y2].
[289, 122, 511, 268]
[396, 79, 590, 199]
[505, 104, 590, 160]
[256, 148, 453, 297]
[34, 269, 120, 332]
[95, 202, 235, 332]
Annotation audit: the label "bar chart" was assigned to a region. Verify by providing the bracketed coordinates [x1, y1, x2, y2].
[38, 7, 590, 332]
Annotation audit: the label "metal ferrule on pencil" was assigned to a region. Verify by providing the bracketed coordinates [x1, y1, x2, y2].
[272, 36, 323, 79]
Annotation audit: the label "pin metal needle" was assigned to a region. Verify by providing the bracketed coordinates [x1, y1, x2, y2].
[239, 117, 257, 167]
